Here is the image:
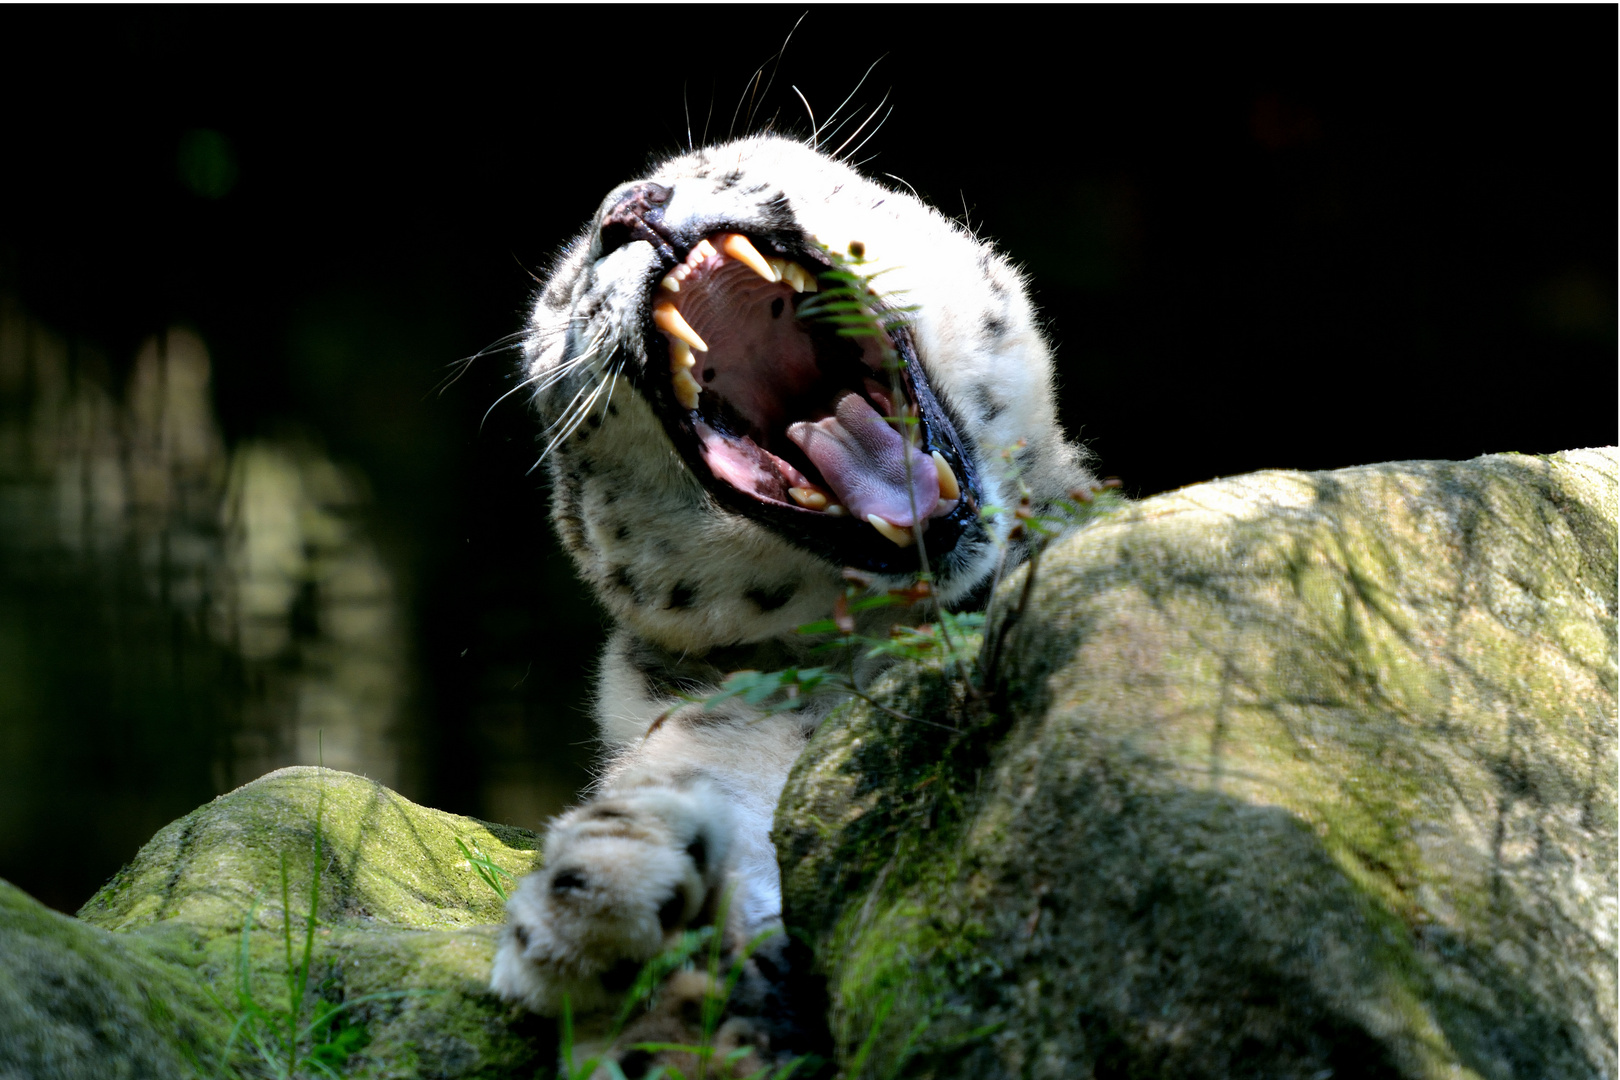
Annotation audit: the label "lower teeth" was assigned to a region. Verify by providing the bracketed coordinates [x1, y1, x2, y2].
[867, 515, 915, 547]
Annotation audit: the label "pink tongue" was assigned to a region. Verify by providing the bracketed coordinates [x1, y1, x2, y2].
[786, 392, 940, 527]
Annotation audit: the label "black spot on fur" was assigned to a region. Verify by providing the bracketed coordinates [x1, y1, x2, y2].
[717, 169, 743, 189]
[679, 995, 704, 1025]
[625, 639, 685, 698]
[745, 584, 796, 612]
[611, 565, 636, 595]
[686, 834, 708, 874]
[771, 297, 785, 319]
[513, 924, 529, 948]
[742, 181, 770, 196]
[602, 959, 642, 993]
[607, 402, 619, 416]
[985, 316, 1008, 339]
[988, 275, 1009, 298]
[551, 869, 587, 893]
[658, 892, 688, 931]
[587, 411, 603, 428]
[667, 582, 697, 609]
[614, 523, 631, 542]
[556, 512, 586, 550]
[585, 805, 629, 820]
[974, 385, 1005, 423]
[618, 1049, 653, 1079]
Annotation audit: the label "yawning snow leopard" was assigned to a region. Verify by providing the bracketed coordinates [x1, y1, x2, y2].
[490, 135, 1091, 1066]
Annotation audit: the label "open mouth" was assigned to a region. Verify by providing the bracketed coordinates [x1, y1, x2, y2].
[631, 225, 980, 574]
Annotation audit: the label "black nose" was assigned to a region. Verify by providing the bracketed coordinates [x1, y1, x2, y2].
[599, 182, 675, 261]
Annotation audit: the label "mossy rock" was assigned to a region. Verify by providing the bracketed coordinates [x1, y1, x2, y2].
[5, 449, 1614, 1079]
[1, 767, 547, 1078]
[776, 448, 1618, 1079]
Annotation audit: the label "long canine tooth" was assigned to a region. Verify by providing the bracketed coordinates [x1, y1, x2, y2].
[671, 366, 701, 410]
[788, 486, 828, 511]
[719, 233, 778, 283]
[660, 274, 681, 294]
[867, 514, 915, 547]
[669, 338, 695, 370]
[931, 451, 960, 501]
[653, 300, 708, 352]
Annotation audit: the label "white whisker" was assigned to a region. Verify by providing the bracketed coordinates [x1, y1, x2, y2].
[832, 92, 891, 161]
[843, 102, 893, 164]
[480, 371, 543, 431]
[729, 64, 767, 140]
[792, 86, 817, 149]
[883, 172, 922, 201]
[753, 12, 805, 129]
[701, 81, 715, 147]
[819, 54, 887, 145]
[532, 353, 621, 470]
[431, 333, 529, 397]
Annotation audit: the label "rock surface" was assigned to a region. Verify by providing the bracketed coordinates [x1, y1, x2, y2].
[1, 767, 545, 1079]
[776, 449, 1618, 1079]
[3, 449, 1614, 1079]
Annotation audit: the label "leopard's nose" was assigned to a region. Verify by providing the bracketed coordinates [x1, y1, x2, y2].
[598, 182, 675, 261]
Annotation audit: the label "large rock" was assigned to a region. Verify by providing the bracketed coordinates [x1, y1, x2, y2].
[5, 449, 1614, 1080]
[776, 449, 1617, 1079]
[0, 767, 545, 1079]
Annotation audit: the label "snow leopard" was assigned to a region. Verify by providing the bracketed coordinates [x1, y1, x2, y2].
[490, 134, 1091, 1067]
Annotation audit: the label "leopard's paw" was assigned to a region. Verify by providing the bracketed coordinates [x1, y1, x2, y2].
[490, 782, 733, 1015]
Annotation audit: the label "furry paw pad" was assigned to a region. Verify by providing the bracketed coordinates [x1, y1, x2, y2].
[491, 783, 733, 1015]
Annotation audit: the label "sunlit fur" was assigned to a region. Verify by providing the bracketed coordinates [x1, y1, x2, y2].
[492, 136, 1089, 1035]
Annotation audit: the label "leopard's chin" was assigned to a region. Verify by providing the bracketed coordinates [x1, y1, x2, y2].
[601, 186, 983, 577]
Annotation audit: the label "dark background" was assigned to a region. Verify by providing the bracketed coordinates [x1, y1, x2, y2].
[0, 8, 1613, 913]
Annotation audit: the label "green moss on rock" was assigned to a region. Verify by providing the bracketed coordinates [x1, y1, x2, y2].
[777, 449, 1617, 1079]
[3, 767, 548, 1078]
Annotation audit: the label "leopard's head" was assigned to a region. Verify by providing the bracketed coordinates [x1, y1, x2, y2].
[525, 136, 1083, 651]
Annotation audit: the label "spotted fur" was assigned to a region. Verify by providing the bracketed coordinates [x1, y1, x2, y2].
[491, 136, 1089, 1066]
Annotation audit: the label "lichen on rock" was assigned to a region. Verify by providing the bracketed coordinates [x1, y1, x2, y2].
[776, 448, 1618, 1079]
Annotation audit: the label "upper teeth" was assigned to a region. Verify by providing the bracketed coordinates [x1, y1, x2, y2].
[669, 339, 700, 410]
[718, 233, 777, 283]
[777, 261, 817, 293]
[653, 300, 707, 352]
[651, 235, 830, 462]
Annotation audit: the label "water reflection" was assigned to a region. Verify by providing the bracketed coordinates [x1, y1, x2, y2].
[0, 296, 407, 909]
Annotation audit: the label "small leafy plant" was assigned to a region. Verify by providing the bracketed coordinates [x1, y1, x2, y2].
[457, 836, 516, 902]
